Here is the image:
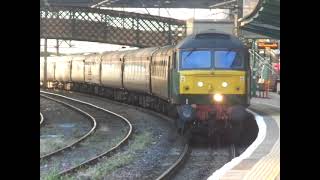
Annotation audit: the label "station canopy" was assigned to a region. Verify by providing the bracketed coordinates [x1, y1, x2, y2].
[239, 0, 280, 39]
[40, 0, 233, 8]
[40, 0, 280, 39]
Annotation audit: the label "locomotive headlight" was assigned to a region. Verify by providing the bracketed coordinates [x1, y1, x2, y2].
[222, 82, 228, 87]
[197, 81, 204, 87]
[213, 94, 223, 102]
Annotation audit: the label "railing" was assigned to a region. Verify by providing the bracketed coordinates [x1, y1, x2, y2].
[40, 5, 187, 47]
[249, 49, 279, 78]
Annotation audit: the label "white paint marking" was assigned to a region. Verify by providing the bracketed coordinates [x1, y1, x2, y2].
[207, 109, 267, 180]
[252, 102, 280, 109]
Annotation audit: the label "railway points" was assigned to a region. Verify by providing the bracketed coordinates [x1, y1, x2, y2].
[40, 93, 97, 159]
[40, 90, 188, 179]
[40, 96, 94, 157]
[40, 91, 132, 178]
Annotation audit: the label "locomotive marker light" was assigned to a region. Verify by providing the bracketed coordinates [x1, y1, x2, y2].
[222, 82, 228, 87]
[197, 81, 204, 87]
[213, 94, 223, 102]
[180, 75, 186, 82]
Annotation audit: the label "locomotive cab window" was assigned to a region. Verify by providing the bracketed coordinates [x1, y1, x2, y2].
[180, 50, 211, 70]
[214, 51, 244, 69]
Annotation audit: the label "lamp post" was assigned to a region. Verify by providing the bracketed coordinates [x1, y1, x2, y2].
[44, 38, 48, 88]
[233, 0, 243, 37]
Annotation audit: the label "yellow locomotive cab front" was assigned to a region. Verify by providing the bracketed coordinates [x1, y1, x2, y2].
[179, 70, 246, 95]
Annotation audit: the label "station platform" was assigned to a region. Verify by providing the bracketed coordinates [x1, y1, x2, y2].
[209, 93, 280, 180]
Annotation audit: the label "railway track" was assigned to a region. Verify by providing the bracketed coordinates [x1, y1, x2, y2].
[155, 142, 237, 180]
[40, 94, 97, 160]
[40, 91, 132, 178]
[155, 142, 190, 180]
[42, 90, 191, 179]
[40, 112, 44, 125]
[40, 90, 243, 179]
[229, 144, 236, 161]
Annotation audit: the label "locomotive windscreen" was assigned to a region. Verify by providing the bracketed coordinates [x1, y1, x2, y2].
[214, 51, 243, 69]
[179, 49, 244, 70]
[180, 50, 211, 69]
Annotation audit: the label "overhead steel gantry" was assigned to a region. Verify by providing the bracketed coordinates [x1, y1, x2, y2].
[239, 0, 280, 39]
[41, 0, 233, 9]
[40, 5, 186, 47]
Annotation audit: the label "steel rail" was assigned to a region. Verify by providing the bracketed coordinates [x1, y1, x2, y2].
[229, 144, 236, 161]
[155, 142, 190, 180]
[40, 112, 44, 125]
[40, 94, 97, 160]
[40, 91, 133, 177]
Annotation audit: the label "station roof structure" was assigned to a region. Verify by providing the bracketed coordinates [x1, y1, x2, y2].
[40, 0, 234, 9]
[40, 0, 280, 39]
[239, 0, 280, 39]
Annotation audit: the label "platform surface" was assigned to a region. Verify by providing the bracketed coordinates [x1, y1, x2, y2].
[219, 93, 280, 180]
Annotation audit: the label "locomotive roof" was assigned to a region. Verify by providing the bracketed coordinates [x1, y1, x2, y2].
[176, 31, 245, 50]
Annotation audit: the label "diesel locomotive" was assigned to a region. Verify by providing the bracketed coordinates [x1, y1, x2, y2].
[40, 31, 251, 141]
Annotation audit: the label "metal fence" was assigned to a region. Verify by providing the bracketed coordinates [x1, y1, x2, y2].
[40, 5, 187, 47]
